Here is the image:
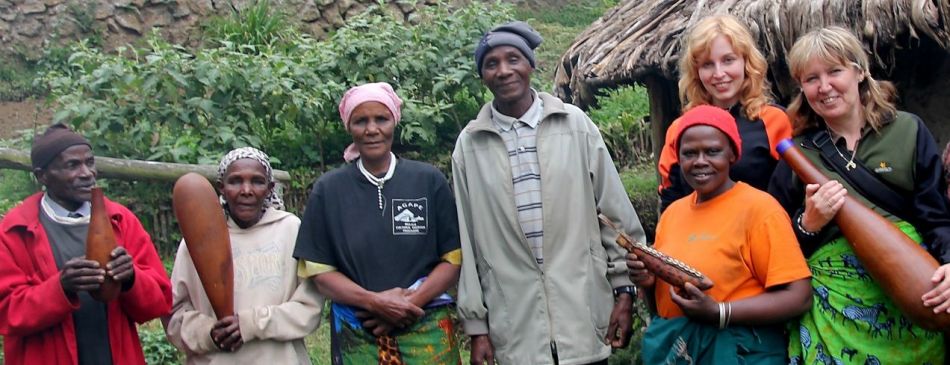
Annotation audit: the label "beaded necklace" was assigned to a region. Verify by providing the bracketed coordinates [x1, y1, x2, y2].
[357, 152, 397, 211]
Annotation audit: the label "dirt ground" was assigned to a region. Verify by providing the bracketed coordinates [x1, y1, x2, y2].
[0, 100, 52, 140]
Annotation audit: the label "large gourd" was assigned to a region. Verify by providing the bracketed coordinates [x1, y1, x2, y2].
[173, 173, 234, 318]
[777, 139, 950, 330]
[86, 187, 120, 302]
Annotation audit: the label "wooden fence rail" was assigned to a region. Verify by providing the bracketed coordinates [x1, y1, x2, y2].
[0, 147, 292, 184]
[0, 147, 304, 254]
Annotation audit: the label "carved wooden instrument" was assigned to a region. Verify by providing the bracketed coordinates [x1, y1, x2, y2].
[86, 187, 120, 302]
[777, 139, 950, 330]
[598, 214, 714, 290]
[173, 172, 234, 319]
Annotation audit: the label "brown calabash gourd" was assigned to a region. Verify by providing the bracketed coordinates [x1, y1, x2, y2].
[173, 172, 234, 319]
[777, 139, 950, 330]
[86, 187, 120, 301]
[599, 214, 714, 290]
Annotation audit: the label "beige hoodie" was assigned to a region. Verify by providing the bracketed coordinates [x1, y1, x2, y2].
[166, 208, 325, 365]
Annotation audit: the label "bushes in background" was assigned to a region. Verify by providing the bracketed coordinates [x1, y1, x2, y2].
[43, 1, 511, 180]
[589, 85, 652, 169]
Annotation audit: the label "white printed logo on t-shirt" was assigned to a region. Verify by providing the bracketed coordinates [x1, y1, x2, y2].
[393, 198, 427, 235]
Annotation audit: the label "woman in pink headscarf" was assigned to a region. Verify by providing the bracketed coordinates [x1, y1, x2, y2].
[293, 82, 462, 364]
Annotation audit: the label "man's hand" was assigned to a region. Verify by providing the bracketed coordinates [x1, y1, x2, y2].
[210, 315, 243, 352]
[60, 257, 104, 297]
[469, 334, 495, 365]
[106, 247, 134, 286]
[625, 252, 655, 288]
[606, 293, 634, 348]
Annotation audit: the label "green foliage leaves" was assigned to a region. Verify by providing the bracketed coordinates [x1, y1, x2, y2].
[513, 0, 617, 28]
[138, 323, 183, 365]
[43, 1, 512, 177]
[588, 85, 652, 168]
[202, 0, 298, 52]
[0, 170, 38, 218]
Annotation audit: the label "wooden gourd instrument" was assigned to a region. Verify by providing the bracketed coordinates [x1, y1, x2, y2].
[86, 187, 120, 302]
[173, 172, 234, 319]
[599, 214, 714, 290]
[777, 139, 950, 330]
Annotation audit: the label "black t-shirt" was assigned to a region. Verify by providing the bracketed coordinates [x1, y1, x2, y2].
[294, 159, 460, 292]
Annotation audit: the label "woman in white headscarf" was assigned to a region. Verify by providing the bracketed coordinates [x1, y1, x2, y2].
[167, 147, 324, 365]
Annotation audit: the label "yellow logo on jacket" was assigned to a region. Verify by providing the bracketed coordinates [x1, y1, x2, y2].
[874, 161, 893, 173]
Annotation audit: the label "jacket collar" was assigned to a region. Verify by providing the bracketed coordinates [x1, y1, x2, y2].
[466, 92, 569, 134]
[3, 192, 123, 235]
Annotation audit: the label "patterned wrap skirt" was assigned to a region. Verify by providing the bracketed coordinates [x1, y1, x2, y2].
[330, 302, 460, 365]
[788, 222, 945, 365]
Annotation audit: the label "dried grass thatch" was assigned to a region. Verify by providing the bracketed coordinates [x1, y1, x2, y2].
[554, 0, 950, 107]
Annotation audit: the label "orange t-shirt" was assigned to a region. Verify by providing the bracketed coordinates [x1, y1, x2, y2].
[653, 182, 811, 318]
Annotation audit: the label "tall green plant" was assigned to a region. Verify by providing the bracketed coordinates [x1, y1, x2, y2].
[588, 85, 652, 168]
[202, 0, 298, 52]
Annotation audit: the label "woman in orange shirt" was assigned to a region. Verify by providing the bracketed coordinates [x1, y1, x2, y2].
[628, 105, 811, 364]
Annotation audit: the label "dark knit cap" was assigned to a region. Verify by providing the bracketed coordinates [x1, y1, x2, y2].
[474, 21, 543, 76]
[31, 123, 91, 169]
[674, 105, 742, 161]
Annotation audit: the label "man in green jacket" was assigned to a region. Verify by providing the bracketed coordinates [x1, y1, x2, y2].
[453, 21, 646, 365]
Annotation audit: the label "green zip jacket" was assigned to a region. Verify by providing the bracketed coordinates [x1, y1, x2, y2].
[452, 92, 645, 365]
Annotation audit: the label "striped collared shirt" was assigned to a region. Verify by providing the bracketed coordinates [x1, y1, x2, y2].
[491, 91, 545, 265]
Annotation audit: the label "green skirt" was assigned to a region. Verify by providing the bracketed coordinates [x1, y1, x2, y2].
[788, 222, 945, 364]
[642, 316, 788, 365]
[330, 303, 460, 365]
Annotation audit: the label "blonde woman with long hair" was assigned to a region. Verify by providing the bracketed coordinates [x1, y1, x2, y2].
[768, 26, 950, 364]
[658, 15, 792, 211]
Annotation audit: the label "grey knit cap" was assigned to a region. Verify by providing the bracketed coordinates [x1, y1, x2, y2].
[474, 21, 543, 76]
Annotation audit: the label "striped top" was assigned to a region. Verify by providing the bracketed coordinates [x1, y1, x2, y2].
[491, 91, 545, 265]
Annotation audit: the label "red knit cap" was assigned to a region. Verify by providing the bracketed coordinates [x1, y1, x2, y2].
[674, 105, 742, 161]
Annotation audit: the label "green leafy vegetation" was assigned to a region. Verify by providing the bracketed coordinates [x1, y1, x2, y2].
[621, 164, 659, 241]
[515, 0, 617, 91]
[514, 0, 617, 28]
[201, 0, 299, 52]
[0, 170, 39, 218]
[0, 1, 100, 102]
[43, 1, 511, 179]
[589, 85, 652, 168]
[139, 321, 183, 365]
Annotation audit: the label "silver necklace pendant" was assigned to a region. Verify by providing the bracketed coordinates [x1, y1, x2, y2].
[845, 160, 856, 171]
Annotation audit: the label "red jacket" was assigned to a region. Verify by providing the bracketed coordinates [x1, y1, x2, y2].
[0, 193, 172, 365]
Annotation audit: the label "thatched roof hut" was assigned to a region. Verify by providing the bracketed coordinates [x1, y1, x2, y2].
[554, 0, 950, 151]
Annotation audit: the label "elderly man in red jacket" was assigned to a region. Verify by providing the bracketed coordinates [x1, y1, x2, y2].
[0, 123, 172, 365]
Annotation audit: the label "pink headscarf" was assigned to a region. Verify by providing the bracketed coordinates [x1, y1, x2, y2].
[338, 82, 403, 162]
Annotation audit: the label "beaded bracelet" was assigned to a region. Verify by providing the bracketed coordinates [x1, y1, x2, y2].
[796, 212, 820, 237]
